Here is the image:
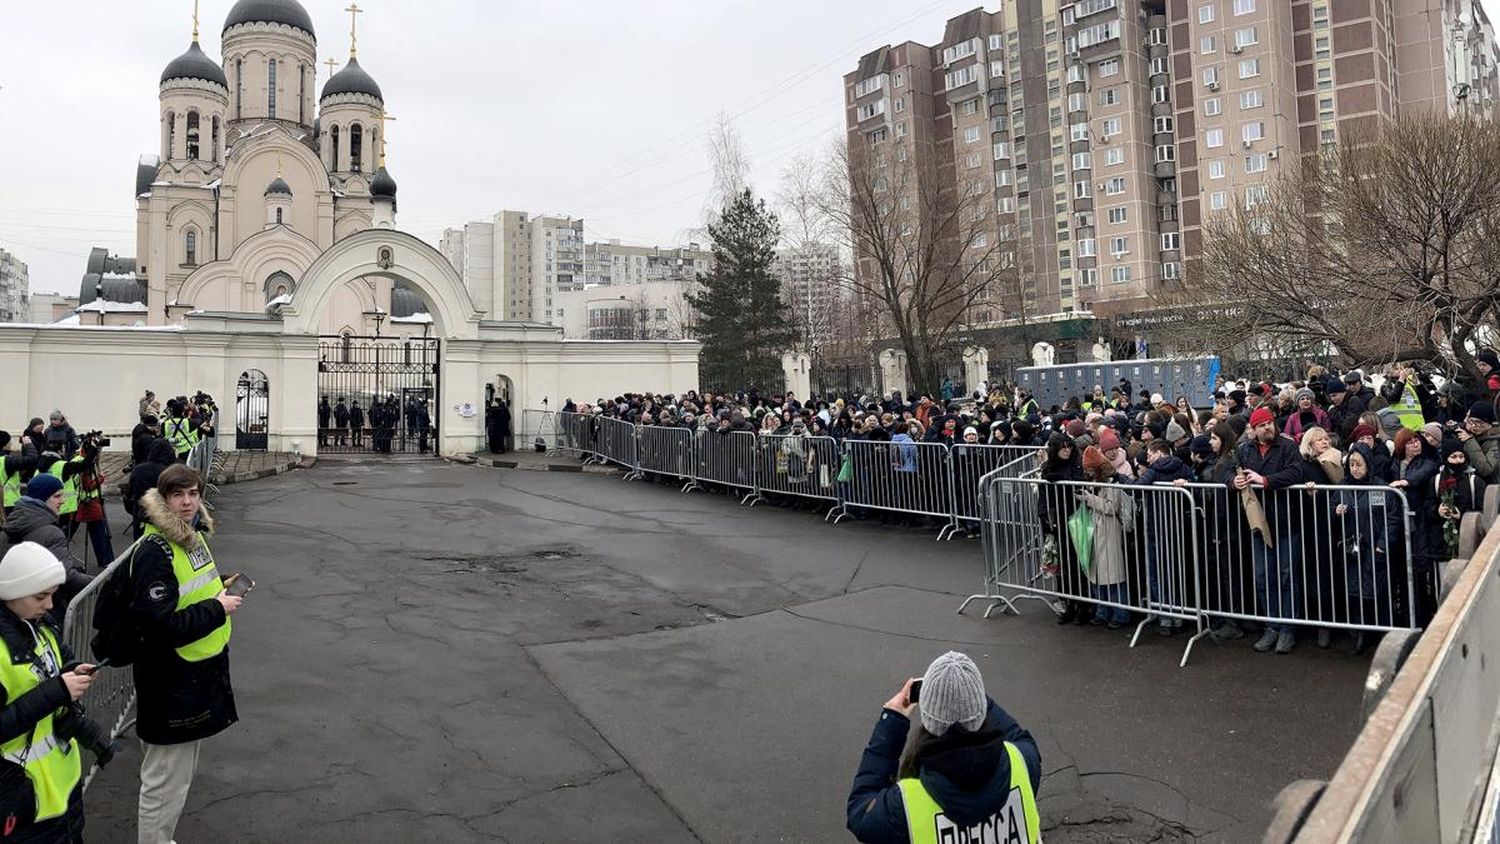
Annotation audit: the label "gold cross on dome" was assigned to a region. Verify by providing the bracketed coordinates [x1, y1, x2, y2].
[324, 57, 337, 78]
[191, 0, 200, 42]
[377, 111, 395, 166]
[345, 3, 363, 57]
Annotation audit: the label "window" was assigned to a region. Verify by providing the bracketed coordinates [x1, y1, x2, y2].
[1240, 89, 1263, 109]
[1162, 262, 1180, 280]
[1203, 128, 1223, 148]
[857, 99, 886, 120]
[267, 58, 277, 117]
[1314, 36, 1331, 59]
[894, 71, 906, 87]
[1110, 236, 1129, 256]
[1239, 59, 1262, 81]
[1097, 59, 1119, 77]
[276, 207, 283, 224]
[961, 98, 980, 116]
[185, 111, 200, 159]
[965, 125, 982, 143]
[1233, 0, 1256, 14]
[1151, 57, 1169, 76]
[1243, 153, 1269, 173]
[1149, 28, 1167, 47]
[1077, 20, 1121, 48]
[894, 98, 905, 113]
[1111, 265, 1132, 283]
[184, 230, 197, 266]
[1161, 232, 1180, 251]
[210, 116, 220, 162]
[896, 144, 908, 160]
[1108, 206, 1127, 224]
[997, 197, 1014, 213]
[869, 127, 887, 144]
[1070, 122, 1090, 141]
[1105, 176, 1126, 195]
[1079, 268, 1097, 286]
[1074, 180, 1092, 198]
[298, 63, 306, 123]
[1067, 64, 1085, 84]
[896, 122, 908, 137]
[996, 168, 1013, 186]
[330, 124, 340, 169]
[234, 58, 242, 120]
[1101, 117, 1121, 136]
[1154, 116, 1175, 134]
[945, 66, 977, 90]
[993, 141, 1011, 159]
[966, 152, 982, 168]
[1242, 121, 1264, 142]
[1316, 67, 1334, 90]
[1204, 98, 1222, 116]
[1072, 152, 1093, 169]
[1155, 144, 1176, 163]
[1319, 97, 1335, 118]
[350, 123, 363, 172]
[1198, 5, 1215, 24]
[1208, 160, 1226, 179]
[1210, 191, 1228, 210]
[1152, 85, 1170, 104]
[1100, 87, 1120, 106]
[1200, 35, 1216, 54]
[943, 39, 977, 64]
[1245, 184, 1270, 207]
[854, 74, 886, 97]
[970, 232, 988, 249]
[988, 34, 1002, 51]
[1078, 238, 1096, 257]
[1203, 66, 1220, 87]
[1106, 147, 1123, 165]
[1234, 27, 1259, 48]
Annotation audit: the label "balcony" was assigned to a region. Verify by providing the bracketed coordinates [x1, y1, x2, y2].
[1153, 160, 1177, 178]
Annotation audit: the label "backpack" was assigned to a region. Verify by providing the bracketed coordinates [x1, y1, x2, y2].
[90, 535, 169, 667]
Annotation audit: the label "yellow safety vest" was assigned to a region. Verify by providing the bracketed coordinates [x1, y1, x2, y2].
[141, 525, 232, 662]
[0, 623, 82, 822]
[899, 742, 1041, 844]
[1395, 381, 1425, 432]
[164, 418, 198, 456]
[0, 461, 19, 508]
[45, 461, 78, 517]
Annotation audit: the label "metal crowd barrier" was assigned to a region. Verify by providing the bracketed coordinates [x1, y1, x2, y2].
[637, 426, 697, 491]
[746, 434, 843, 518]
[595, 416, 641, 478]
[835, 440, 958, 535]
[61, 539, 142, 787]
[187, 437, 219, 510]
[949, 444, 1045, 536]
[553, 411, 598, 460]
[692, 430, 758, 500]
[960, 472, 1422, 666]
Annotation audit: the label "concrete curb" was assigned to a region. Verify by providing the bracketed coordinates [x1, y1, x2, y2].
[468, 454, 614, 475]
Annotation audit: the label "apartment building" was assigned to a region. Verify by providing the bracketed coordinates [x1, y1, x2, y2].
[438, 210, 555, 322]
[583, 240, 712, 287]
[847, 0, 1499, 322]
[0, 249, 29, 323]
[772, 243, 846, 335]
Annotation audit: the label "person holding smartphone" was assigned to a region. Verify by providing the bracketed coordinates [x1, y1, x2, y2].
[130, 464, 242, 844]
[846, 652, 1042, 844]
[0, 541, 115, 842]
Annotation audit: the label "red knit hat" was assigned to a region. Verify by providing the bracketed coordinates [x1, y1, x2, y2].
[1082, 445, 1110, 474]
[1250, 407, 1275, 428]
[1351, 423, 1377, 441]
[1096, 427, 1121, 451]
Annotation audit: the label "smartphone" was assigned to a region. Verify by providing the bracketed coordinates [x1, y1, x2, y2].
[224, 573, 256, 598]
[909, 679, 922, 704]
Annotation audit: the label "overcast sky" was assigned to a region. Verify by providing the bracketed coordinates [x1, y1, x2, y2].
[3, 0, 1499, 294]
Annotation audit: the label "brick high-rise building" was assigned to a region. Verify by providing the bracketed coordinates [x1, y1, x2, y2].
[0, 249, 29, 323]
[846, 0, 1499, 324]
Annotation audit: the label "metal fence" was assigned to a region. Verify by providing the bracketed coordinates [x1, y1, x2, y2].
[595, 417, 641, 478]
[692, 430, 757, 499]
[637, 426, 696, 490]
[961, 473, 1422, 666]
[748, 435, 843, 517]
[554, 411, 597, 460]
[61, 540, 141, 787]
[836, 440, 957, 534]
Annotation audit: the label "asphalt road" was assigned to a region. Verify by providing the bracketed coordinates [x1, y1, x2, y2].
[81, 460, 1371, 842]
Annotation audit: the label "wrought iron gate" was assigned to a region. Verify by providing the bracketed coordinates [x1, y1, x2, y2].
[317, 335, 440, 455]
[235, 369, 270, 450]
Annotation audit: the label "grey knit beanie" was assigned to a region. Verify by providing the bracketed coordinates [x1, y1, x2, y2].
[1165, 420, 1187, 442]
[918, 651, 987, 736]
[1295, 387, 1315, 403]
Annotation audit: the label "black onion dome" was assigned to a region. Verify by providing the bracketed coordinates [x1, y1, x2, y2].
[264, 177, 293, 197]
[370, 166, 397, 199]
[222, 0, 316, 37]
[160, 41, 228, 88]
[321, 57, 383, 101]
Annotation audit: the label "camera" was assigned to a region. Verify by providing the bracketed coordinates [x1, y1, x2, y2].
[54, 703, 119, 767]
[82, 430, 111, 449]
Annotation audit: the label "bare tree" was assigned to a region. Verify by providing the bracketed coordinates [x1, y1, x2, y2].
[799, 137, 1019, 396]
[777, 153, 847, 378]
[1162, 115, 1500, 376]
[705, 112, 751, 220]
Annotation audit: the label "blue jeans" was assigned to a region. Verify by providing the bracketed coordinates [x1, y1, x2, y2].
[1091, 583, 1130, 624]
[1252, 529, 1299, 632]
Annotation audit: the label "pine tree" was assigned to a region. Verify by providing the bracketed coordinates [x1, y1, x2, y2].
[688, 189, 797, 392]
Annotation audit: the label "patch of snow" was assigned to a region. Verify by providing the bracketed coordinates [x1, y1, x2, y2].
[75, 300, 148, 314]
[391, 313, 433, 324]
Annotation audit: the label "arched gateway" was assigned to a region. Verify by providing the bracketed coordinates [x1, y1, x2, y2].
[279, 229, 486, 458]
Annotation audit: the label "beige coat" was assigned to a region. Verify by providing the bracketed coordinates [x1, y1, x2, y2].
[1079, 485, 1132, 586]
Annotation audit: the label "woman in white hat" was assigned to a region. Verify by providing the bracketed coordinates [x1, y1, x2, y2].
[0, 542, 113, 842]
[847, 651, 1043, 843]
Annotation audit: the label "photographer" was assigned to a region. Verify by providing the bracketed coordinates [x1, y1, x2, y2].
[0, 542, 117, 843]
[1, 432, 41, 517]
[162, 400, 199, 464]
[1, 475, 94, 628]
[847, 652, 1041, 844]
[64, 432, 115, 570]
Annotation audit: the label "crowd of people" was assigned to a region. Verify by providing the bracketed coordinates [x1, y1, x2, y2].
[0, 388, 238, 843]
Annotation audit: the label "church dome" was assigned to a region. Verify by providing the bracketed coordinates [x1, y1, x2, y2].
[370, 166, 397, 199]
[321, 57, 383, 102]
[160, 41, 228, 88]
[264, 177, 293, 197]
[223, 0, 316, 37]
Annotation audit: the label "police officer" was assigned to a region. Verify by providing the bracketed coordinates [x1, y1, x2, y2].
[131, 464, 240, 844]
[0, 542, 116, 842]
[847, 652, 1042, 844]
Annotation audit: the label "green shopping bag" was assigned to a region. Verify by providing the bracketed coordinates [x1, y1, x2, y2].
[1067, 506, 1094, 577]
[835, 452, 853, 483]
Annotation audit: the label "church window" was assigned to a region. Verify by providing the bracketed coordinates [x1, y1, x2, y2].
[268, 58, 277, 118]
[330, 125, 340, 171]
[186, 111, 200, 160]
[299, 64, 307, 124]
[235, 59, 242, 119]
[164, 110, 176, 159]
[276, 208, 283, 224]
[185, 230, 197, 266]
[350, 124, 363, 173]
[211, 117, 220, 162]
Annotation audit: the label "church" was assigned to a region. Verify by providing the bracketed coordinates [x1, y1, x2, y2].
[5, 0, 698, 457]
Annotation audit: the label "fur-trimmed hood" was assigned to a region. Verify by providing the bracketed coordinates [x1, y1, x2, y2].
[139, 488, 214, 547]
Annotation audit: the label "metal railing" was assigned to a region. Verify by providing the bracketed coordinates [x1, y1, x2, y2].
[692, 430, 757, 499]
[747, 435, 843, 518]
[595, 416, 641, 478]
[553, 411, 598, 460]
[61, 539, 142, 787]
[836, 440, 957, 534]
[637, 426, 697, 491]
